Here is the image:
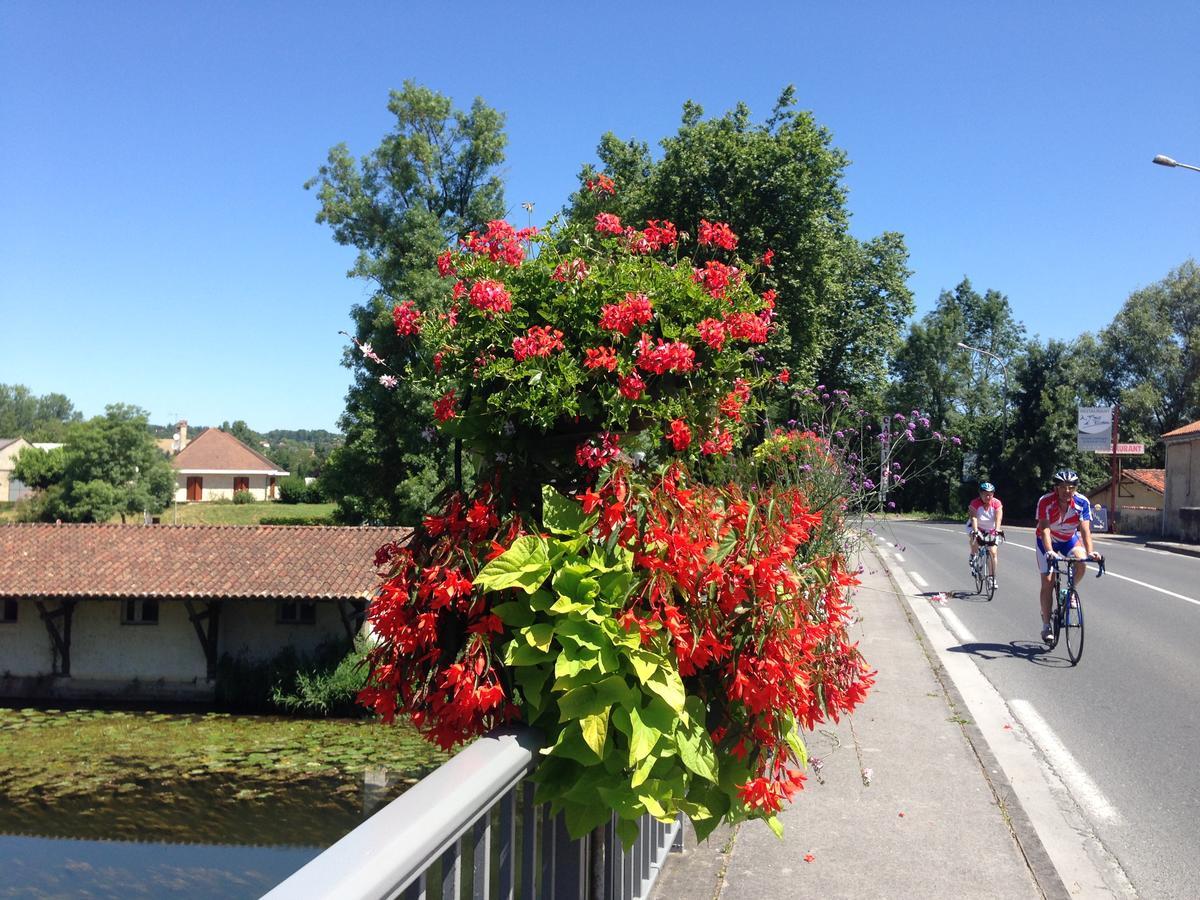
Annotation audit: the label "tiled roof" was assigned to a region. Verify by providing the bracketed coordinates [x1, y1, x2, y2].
[0, 438, 19, 452]
[1162, 420, 1200, 440]
[0, 524, 410, 600]
[1126, 468, 1165, 493]
[172, 428, 288, 474]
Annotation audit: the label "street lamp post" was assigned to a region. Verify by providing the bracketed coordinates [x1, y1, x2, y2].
[957, 341, 1010, 437]
[1152, 154, 1200, 173]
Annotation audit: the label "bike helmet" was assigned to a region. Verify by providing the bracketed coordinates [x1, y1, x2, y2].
[1051, 469, 1080, 485]
[978, 481, 995, 492]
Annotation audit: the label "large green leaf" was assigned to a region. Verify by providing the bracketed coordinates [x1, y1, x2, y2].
[677, 721, 718, 782]
[644, 668, 686, 713]
[474, 535, 551, 594]
[491, 601, 535, 627]
[580, 710, 609, 757]
[542, 485, 597, 536]
[522, 623, 556, 652]
[627, 704, 660, 766]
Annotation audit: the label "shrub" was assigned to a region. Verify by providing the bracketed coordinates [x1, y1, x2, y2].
[258, 514, 336, 526]
[214, 637, 363, 715]
[277, 475, 308, 504]
[232, 490, 255, 504]
[304, 479, 326, 503]
[271, 637, 370, 716]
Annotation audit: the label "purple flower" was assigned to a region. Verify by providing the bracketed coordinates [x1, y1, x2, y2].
[951, 436, 961, 445]
[888, 501, 896, 509]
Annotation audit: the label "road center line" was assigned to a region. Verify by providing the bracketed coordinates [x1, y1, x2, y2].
[907, 570, 928, 587]
[1009, 699, 1120, 824]
[893, 553, 905, 562]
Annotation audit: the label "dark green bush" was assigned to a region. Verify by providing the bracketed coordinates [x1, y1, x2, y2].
[232, 490, 255, 504]
[214, 636, 367, 716]
[304, 480, 326, 503]
[277, 475, 308, 504]
[258, 514, 335, 526]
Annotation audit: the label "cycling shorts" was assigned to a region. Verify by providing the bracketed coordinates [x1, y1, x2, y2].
[1036, 534, 1080, 575]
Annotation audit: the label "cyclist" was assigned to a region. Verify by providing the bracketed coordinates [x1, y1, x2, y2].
[1035, 469, 1102, 643]
[967, 481, 1004, 589]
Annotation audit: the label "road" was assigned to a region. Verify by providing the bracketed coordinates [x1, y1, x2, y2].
[873, 520, 1200, 900]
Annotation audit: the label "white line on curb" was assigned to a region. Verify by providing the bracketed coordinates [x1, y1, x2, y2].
[908, 570, 928, 587]
[939, 608, 977, 644]
[893, 553, 905, 562]
[1009, 699, 1120, 824]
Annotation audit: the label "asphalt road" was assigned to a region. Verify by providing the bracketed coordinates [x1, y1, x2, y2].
[875, 520, 1200, 900]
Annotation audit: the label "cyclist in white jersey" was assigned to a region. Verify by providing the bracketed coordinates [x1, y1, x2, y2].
[966, 481, 1004, 589]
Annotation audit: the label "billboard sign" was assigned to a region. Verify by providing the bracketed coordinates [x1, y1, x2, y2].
[1094, 443, 1145, 455]
[1077, 407, 1113, 452]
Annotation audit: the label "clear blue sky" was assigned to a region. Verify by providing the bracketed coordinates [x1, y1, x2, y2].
[2, 2, 1197, 433]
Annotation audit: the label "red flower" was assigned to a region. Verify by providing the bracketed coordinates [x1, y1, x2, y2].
[463, 220, 526, 266]
[586, 174, 616, 195]
[692, 260, 740, 299]
[777, 368, 790, 384]
[551, 258, 590, 283]
[722, 311, 770, 344]
[696, 318, 726, 351]
[665, 419, 692, 451]
[762, 248, 775, 267]
[436, 250, 456, 278]
[643, 219, 677, 250]
[698, 219, 738, 251]
[468, 279, 512, 315]
[595, 212, 623, 235]
[599, 292, 654, 336]
[618, 372, 645, 400]
[701, 425, 735, 456]
[761, 288, 777, 307]
[584, 346, 619, 372]
[433, 390, 458, 422]
[512, 326, 565, 362]
[634, 334, 696, 375]
[576, 432, 621, 469]
[393, 300, 422, 336]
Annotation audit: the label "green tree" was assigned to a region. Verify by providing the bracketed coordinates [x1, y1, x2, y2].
[1098, 259, 1200, 463]
[307, 82, 507, 524]
[886, 279, 1025, 511]
[1003, 337, 1107, 516]
[12, 444, 66, 490]
[21, 405, 175, 522]
[0, 384, 81, 441]
[568, 87, 914, 399]
[220, 419, 263, 450]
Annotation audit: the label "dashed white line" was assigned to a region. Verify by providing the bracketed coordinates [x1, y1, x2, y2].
[908, 570, 928, 588]
[1009, 699, 1120, 824]
[893, 553, 906, 563]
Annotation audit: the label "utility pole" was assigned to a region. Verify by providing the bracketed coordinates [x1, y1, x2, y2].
[1109, 405, 1120, 534]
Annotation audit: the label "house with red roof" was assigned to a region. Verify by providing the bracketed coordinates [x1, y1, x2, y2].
[0, 523, 407, 702]
[172, 427, 289, 502]
[1162, 420, 1200, 540]
[1086, 468, 1164, 535]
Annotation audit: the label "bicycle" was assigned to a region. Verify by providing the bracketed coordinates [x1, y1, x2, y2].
[969, 530, 1004, 600]
[1046, 554, 1105, 665]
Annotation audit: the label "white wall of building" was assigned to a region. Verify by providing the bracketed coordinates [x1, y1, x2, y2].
[220, 599, 350, 661]
[0, 600, 52, 677]
[173, 473, 279, 503]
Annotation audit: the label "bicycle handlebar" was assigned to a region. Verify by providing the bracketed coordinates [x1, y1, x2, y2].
[1048, 554, 1105, 577]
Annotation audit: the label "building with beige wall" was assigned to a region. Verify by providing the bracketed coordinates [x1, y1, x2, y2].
[0, 437, 34, 502]
[1162, 421, 1200, 541]
[1086, 468, 1164, 535]
[171, 427, 288, 502]
[0, 523, 409, 702]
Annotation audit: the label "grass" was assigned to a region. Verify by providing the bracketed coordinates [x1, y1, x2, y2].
[155, 501, 337, 525]
[0, 502, 19, 523]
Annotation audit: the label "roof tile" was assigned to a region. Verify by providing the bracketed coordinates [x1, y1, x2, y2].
[172, 428, 288, 473]
[0, 524, 410, 600]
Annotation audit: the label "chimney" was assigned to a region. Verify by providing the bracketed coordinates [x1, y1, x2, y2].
[178, 420, 189, 449]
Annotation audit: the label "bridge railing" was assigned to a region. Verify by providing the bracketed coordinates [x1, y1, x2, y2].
[261, 726, 682, 900]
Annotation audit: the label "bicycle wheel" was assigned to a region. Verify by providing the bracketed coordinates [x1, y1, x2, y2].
[1049, 588, 1064, 648]
[985, 569, 996, 602]
[972, 553, 985, 594]
[1064, 588, 1084, 665]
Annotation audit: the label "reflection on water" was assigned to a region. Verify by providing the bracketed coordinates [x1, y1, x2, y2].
[0, 753, 413, 897]
[0, 835, 317, 900]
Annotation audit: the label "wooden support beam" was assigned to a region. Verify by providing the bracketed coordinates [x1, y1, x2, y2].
[34, 599, 75, 676]
[183, 599, 222, 680]
[336, 599, 367, 643]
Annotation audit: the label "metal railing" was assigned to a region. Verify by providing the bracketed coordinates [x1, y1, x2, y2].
[262, 727, 682, 900]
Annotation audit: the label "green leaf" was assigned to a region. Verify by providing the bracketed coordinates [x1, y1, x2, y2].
[515, 665, 552, 712]
[766, 815, 784, 839]
[616, 817, 639, 851]
[630, 752, 657, 788]
[629, 650, 660, 685]
[638, 792, 667, 818]
[644, 668, 686, 713]
[544, 724, 602, 764]
[677, 722, 718, 783]
[504, 641, 552, 667]
[627, 704, 660, 766]
[553, 564, 601, 606]
[564, 800, 611, 839]
[473, 535, 551, 594]
[580, 711, 609, 757]
[523, 623, 556, 652]
[491, 601, 535, 627]
[783, 715, 808, 769]
[542, 485, 598, 536]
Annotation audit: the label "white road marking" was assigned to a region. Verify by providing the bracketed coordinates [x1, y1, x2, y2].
[939, 608, 977, 644]
[908, 570, 928, 587]
[1009, 699, 1120, 824]
[893, 553, 905, 562]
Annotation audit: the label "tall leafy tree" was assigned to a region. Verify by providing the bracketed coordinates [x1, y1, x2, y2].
[17, 404, 175, 522]
[307, 83, 507, 524]
[0, 384, 81, 440]
[1098, 259, 1200, 462]
[568, 87, 914, 399]
[886, 279, 1025, 511]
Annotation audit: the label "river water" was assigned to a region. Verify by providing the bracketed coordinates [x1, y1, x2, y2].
[0, 707, 442, 898]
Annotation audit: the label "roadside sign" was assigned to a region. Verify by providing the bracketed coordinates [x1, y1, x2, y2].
[1077, 407, 1113, 452]
[1093, 443, 1145, 455]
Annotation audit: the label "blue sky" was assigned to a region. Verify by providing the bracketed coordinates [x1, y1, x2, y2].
[2, 2, 1197, 432]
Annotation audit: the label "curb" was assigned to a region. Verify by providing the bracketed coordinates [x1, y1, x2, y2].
[870, 544, 1072, 900]
[1145, 541, 1200, 558]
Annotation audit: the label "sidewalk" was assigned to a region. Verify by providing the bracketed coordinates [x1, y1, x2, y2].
[650, 547, 1062, 900]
